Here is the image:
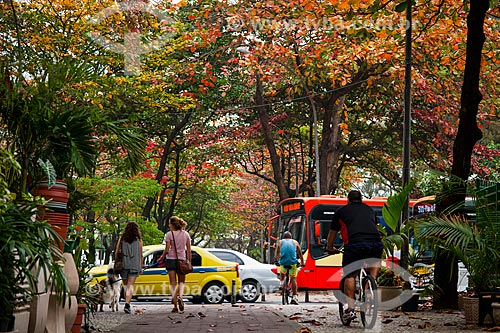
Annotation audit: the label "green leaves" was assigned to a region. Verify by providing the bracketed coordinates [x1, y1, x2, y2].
[0, 198, 69, 316]
[382, 180, 417, 233]
[37, 159, 56, 188]
[395, 1, 408, 13]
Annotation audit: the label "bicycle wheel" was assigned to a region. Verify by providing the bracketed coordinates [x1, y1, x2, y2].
[360, 275, 378, 328]
[338, 278, 351, 326]
[282, 274, 290, 305]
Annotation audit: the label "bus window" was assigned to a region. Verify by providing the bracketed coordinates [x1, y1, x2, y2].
[286, 216, 307, 254]
[268, 215, 281, 242]
[310, 220, 344, 259]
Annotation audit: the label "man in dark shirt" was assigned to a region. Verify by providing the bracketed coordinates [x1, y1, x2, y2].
[326, 190, 383, 322]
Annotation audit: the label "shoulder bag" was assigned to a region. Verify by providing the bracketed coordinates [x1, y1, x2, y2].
[114, 239, 124, 274]
[172, 231, 193, 274]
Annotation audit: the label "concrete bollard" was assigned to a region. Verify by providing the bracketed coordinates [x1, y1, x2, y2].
[231, 279, 236, 305]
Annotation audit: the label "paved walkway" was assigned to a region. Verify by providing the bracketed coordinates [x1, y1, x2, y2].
[87, 293, 488, 333]
[95, 303, 302, 333]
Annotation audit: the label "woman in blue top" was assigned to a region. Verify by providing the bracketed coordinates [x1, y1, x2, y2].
[276, 231, 305, 305]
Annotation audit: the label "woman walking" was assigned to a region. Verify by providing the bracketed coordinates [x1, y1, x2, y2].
[159, 216, 192, 313]
[116, 221, 143, 314]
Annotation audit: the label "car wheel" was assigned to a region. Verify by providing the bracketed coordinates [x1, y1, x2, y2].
[202, 282, 227, 304]
[240, 281, 260, 303]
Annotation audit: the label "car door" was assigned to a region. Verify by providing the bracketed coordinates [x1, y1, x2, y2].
[184, 250, 202, 295]
[138, 250, 170, 296]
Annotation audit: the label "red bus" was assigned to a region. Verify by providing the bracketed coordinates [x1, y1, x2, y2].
[268, 195, 417, 292]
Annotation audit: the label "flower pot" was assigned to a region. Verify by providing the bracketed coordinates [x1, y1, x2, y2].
[37, 212, 70, 251]
[492, 303, 500, 325]
[32, 180, 70, 251]
[31, 181, 69, 211]
[460, 296, 479, 324]
[71, 304, 86, 333]
[378, 286, 403, 310]
[401, 293, 420, 312]
[0, 315, 15, 332]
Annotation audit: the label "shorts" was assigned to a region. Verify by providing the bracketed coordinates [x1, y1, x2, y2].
[342, 242, 383, 277]
[120, 269, 139, 280]
[165, 259, 177, 271]
[279, 263, 298, 278]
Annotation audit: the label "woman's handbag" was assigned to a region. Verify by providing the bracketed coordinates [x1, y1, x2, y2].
[176, 258, 193, 275]
[172, 231, 193, 274]
[114, 251, 124, 274]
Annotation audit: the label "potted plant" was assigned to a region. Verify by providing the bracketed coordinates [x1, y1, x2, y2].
[415, 182, 500, 324]
[379, 180, 417, 267]
[65, 232, 101, 332]
[0, 153, 70, 332]
[376, 266, 404, 311]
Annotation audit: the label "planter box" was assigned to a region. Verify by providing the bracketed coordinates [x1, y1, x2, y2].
[492, 303, 500, 325]
[401, 293, 420, 312]
[378, 286, 403, 310]
[461, 296, 479, 324]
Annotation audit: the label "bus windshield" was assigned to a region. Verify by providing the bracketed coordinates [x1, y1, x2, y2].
[282, 215, 307, 254]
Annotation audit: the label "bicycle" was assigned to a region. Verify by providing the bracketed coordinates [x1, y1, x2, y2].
[276, 263, 301, 305]
[327, 249, 378, 328]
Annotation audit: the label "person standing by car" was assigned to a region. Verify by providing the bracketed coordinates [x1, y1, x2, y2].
[116, 221, 143, 314]
[325, 189, 384, 322]
[159, 216, 192, 313]
[276, 231, 304, 305]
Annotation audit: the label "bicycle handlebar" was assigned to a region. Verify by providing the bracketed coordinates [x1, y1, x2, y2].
[275, 262, 303, 267]
[324, 245, 344, 255]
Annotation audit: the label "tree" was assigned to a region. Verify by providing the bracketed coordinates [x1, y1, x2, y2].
[433, 0, 495, 309]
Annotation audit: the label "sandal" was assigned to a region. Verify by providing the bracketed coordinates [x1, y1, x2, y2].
[171, 307, 178, 313]
[178, 298, 184, 311]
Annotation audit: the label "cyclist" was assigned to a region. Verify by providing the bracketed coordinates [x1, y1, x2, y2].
[276, 231, 305, 305]
[325, 190, 383, 322]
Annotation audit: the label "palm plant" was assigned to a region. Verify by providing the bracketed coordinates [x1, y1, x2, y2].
[0, 60, 99, 197]
[0, 149, 69, 325]
[415, 183, 500, 292]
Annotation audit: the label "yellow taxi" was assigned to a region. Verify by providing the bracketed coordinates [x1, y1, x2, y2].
[89, 245, 242, 304]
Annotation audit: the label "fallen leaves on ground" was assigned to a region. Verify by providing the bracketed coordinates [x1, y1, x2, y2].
[295, 328, 312, 333]
[299, 319, 323, 326]
[484, 327, 500, 332]
[417, 321, 433, 329]
[443, 322, 457, 326]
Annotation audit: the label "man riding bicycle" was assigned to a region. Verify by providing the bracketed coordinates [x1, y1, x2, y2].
[325, 190, 383, 322]
[276, 231, 305, 305]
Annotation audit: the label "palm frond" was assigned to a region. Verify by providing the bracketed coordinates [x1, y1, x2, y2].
[416, 215, 477, 252]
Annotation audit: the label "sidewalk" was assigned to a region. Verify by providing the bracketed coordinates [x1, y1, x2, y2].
[87, 293, 488, 333]
[88, 303, 302, 333]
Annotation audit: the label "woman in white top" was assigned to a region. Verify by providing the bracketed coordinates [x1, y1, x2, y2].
[159, 216, 192, 313]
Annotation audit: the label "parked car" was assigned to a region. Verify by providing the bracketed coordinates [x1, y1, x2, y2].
[206, 248, 280, 303]
[89, 245, 242, 304]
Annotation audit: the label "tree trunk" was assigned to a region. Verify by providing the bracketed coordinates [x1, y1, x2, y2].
[255, 73, 289, 201]
[433, 0, 488, 310]
[142, 112, 191, 219]
[323, 95, 346, 195]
